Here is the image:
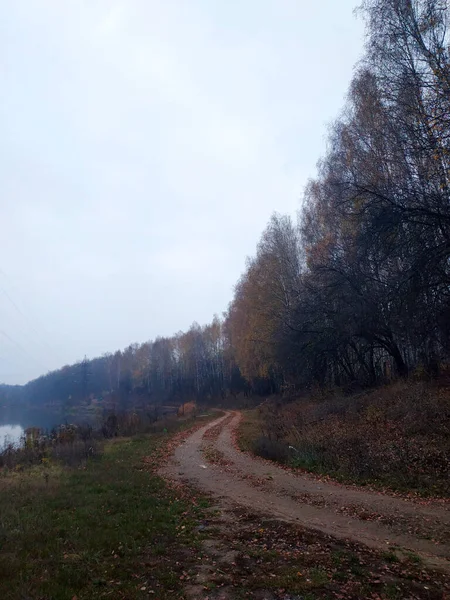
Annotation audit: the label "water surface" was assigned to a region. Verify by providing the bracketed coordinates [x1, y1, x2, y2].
[0, 408, 71, 449]
[0, 424, 24, 448]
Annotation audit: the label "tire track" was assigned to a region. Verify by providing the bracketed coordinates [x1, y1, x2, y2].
[163, 411, 450, 573]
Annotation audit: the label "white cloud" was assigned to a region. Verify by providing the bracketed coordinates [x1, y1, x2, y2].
[0, 0, 364, 383]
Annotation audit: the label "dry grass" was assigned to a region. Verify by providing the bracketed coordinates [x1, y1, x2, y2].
[241, 381, 450, 496]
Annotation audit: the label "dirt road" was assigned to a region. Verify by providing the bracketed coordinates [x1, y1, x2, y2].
[164, 411, 450, 573]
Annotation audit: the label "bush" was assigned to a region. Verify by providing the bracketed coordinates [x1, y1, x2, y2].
[51, 438, 102, 467]
[0, 428, 103, 470]
[0, 408, 193, 473]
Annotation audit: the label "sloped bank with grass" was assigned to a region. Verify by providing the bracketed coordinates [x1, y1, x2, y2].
[0, 413, 216, 600]
[238, 381, 450, 497]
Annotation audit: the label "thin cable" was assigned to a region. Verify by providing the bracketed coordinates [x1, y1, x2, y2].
[0, 270, 54, 353]
[0, 288, 53, 351]
[0, 330, 49, 372]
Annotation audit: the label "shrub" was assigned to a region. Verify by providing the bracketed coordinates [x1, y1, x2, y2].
[0, 408, 192, 473]
[51, 438, 102, 467]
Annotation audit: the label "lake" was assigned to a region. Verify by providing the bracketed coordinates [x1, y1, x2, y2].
[0, 407, 84, 449]
[0, 424, 24, 448]
[0, 404, 178, 449]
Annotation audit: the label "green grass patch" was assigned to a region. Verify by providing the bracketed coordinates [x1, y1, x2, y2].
[0, 427, 209, 599]
[402, 550, 423, 565]
[228, 516, 448, 598]
[382, 550, 400, 563]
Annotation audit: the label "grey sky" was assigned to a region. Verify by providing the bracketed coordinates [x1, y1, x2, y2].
[1, 1, 364, 385]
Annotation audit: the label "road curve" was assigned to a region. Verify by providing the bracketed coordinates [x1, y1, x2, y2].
[162, 411, 450, 572]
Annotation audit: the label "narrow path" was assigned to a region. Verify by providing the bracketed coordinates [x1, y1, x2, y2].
[163, 411, 450, 573]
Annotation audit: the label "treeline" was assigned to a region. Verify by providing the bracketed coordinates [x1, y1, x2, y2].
[3, 319, 251, 410]
[2, 0, 449, 410]
[228, 0, 450, 389]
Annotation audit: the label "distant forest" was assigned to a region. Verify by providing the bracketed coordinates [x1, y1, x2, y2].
[1, 0, 449, 412]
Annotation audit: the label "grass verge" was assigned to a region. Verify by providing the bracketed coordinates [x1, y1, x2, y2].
[0, 416, 214, 600]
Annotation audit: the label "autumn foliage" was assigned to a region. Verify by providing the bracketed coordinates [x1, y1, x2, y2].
[1, 1, 450, 486]
[226, 0, 450, 391]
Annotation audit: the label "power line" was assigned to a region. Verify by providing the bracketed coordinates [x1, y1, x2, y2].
[0, 288, 53, 351]
[0, 270, 55, 353]
[0, 329, 49, 373]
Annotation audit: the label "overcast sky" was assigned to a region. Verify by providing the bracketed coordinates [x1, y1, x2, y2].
[1, 0, 365, 385]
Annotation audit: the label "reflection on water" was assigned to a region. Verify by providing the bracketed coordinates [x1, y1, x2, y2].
[0, 424, 24, 448]
[0, 407, 100, 450]
[0, 409, 75, 450]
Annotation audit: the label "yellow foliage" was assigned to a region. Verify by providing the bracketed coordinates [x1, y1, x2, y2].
[178, 401, 196, 417]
